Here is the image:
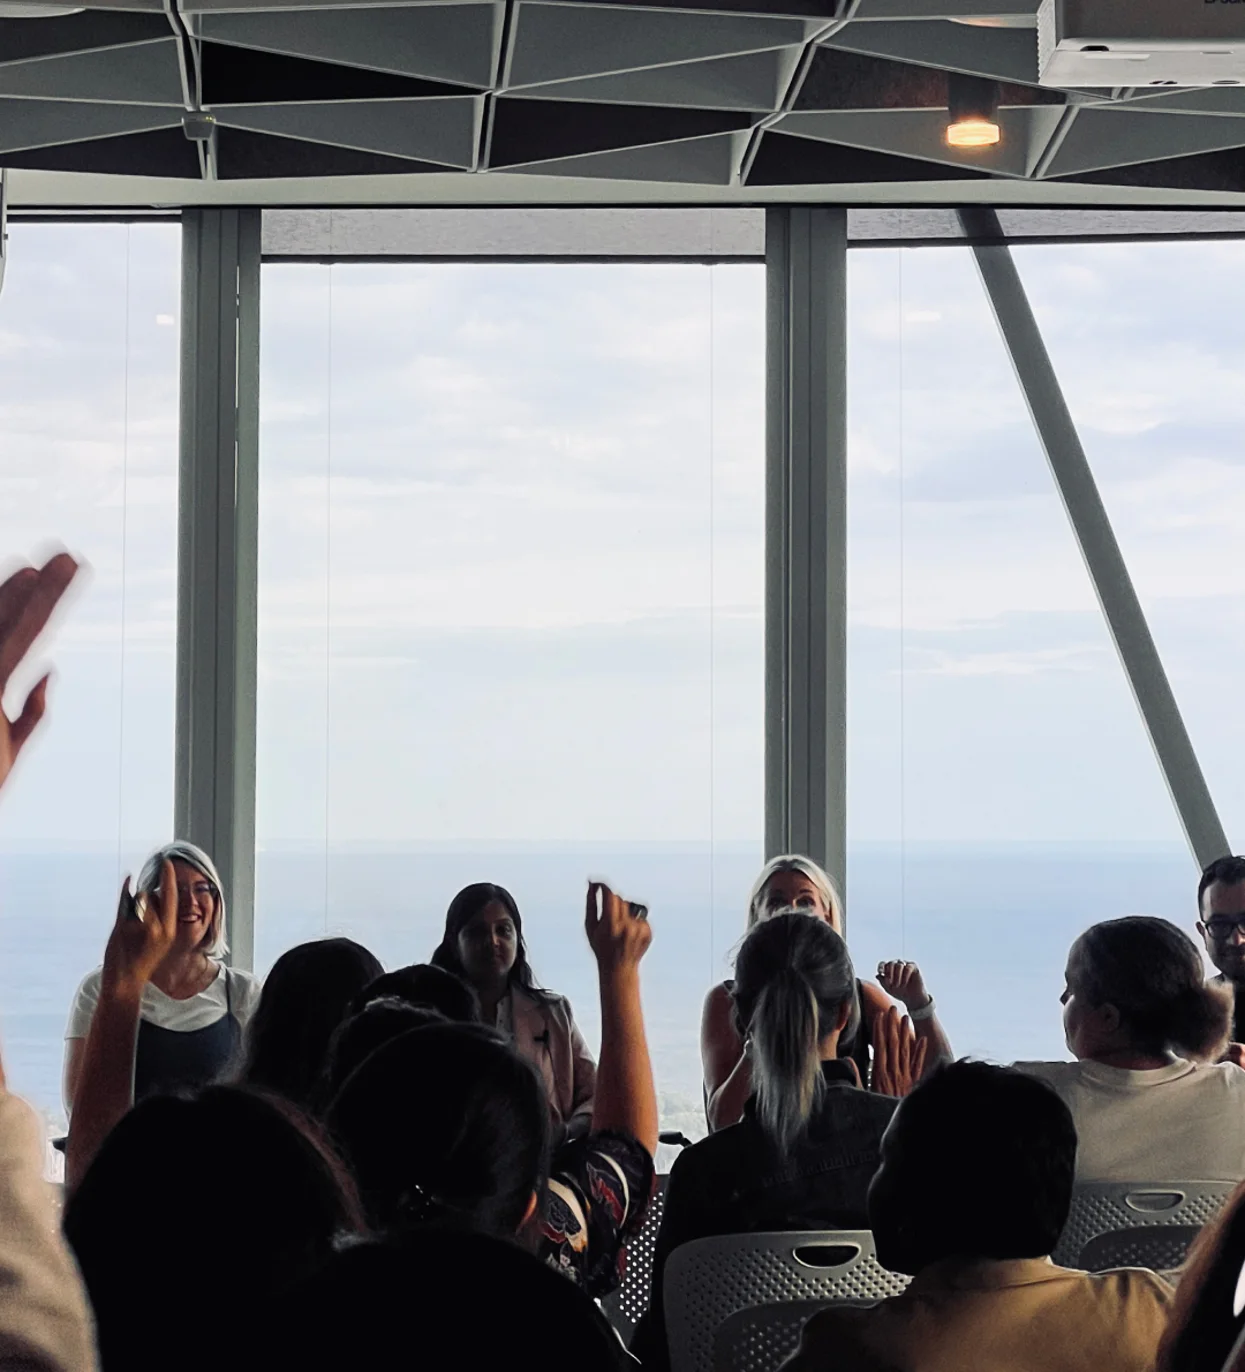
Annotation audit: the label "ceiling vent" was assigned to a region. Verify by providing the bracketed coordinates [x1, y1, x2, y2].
[1038, 0, 1245, 87]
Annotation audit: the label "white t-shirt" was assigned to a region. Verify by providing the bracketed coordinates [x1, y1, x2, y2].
[65, 963, 263, 1040]
[1015, 1057, 1245, 1182]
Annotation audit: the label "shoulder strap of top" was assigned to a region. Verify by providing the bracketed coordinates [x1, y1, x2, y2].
[224, 964, 233, 1015]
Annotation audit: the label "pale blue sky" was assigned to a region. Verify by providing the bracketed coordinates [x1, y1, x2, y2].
[0, 224, 1243, 858]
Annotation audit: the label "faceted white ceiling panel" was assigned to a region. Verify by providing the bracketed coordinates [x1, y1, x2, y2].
[506, 4, 808, 88]
[196, 4, 497, 87]
[0, 0, 1241, 197]
[213, 94, 481, 167]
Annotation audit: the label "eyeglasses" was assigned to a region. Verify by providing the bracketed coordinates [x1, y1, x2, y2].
[1205, 915, 1245, 941]
[152, 881, 218, 905]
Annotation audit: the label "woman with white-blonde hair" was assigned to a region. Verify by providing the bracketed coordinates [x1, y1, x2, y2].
[700, 853, 953, 1131]
[63, 840, 262, 1111]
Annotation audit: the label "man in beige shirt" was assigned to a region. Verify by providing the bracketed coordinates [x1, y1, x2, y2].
[783, 1061, 1173, 1372]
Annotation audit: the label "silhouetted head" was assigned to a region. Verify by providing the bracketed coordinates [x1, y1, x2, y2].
[430, 883, 547, 1002]
[240, 938, 384, 1110]
[1063, 917, 1230, 1064]
[64, 1086, 363, 1372]
[731, 913, 860, 1150]
[868, 1061, 1077, 1276]
[326, 1022, 550, 1242]
[320, 999, 446, 1104]
[351, 963, 479, 1022]
[248, 1232, 630, 1372]
[746, 855, 844, 933]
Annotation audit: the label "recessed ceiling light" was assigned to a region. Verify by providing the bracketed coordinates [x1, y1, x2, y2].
[947, 73, 1002, 148]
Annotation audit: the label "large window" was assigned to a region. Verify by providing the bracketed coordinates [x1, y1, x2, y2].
[846, 244, 1193, 1066]
[0, 222, 181, 1133]
[1012, 241, 1245, 851]
[257, 260, 765, 1139]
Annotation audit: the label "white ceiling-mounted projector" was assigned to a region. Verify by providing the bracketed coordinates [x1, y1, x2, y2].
[1038, 0, 1245, 87]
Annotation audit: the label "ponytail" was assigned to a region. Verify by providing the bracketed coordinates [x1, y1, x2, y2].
[750, 970, 824, 1153]
[732, 913, 857, 1150]
[1167, 982, 1232, 1063]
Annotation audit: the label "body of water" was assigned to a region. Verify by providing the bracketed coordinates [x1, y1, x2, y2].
[0, 841, 1200, 1147]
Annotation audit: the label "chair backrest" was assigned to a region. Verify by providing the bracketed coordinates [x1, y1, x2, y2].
[599, 1174, 667, 1340]
[665, 1230, 908, 1372]
[712, 1299, 857, 1372]
[1052, 1181, 1236, 1271]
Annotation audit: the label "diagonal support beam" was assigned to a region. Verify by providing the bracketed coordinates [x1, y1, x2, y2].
[961, 205, 1229, 869]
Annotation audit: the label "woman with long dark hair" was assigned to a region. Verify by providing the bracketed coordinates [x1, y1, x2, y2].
[431, 882, 595, 1134]
[238, 937, 384, 1113]
[334, 883, 657, 1301]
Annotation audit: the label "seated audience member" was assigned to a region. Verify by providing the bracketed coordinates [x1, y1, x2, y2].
[701, 854, 951, 1131]
[64, 1086, 364, 1372]
[317, 998, 445, 1106]
[63, 840, 261, 1114]
[632, 913, 924, 1371]
[1015, 916, 1245, 1181]
[350, 962, 479, 1022]
[0, 549, 98, 1371]
[238, 937, 383, 1111]
[329, 882, 656, 1299]
[784, 1062, 1174, 1372]
[247, 1231, 632, 1372]
[1197, 855, 1245, 1066]
[1157, 1177, 1245, 1372]
[431, 882, 596, 1136]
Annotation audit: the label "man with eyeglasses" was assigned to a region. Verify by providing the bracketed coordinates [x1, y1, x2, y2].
[1197, 855, 1245, 1068]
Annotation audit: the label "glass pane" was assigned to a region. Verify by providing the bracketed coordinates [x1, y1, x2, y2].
[846, 245, 1188, 1066]
[0, 223, 180, 1135]
[257, 262, 765, 1144]
[1014, 241, 1245, 850]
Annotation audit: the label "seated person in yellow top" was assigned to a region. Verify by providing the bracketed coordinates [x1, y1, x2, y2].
[782, 1061, 1173, 1372]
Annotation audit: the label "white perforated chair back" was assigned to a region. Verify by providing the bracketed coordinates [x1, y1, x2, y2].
[599, 1175, 667, 1339]
[712, 1298, 876, 1372]
[665, 1230, 908, 1372]
[1052, 1181, 1235, 1272]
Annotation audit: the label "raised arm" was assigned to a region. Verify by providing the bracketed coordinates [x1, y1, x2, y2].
[65, 866, 178, 1193]
[585, 882, 657, 1156]
[875, 961, 953, 1075]
[701, 983, 752, 1132]
[0, 553, 77, 795]
[0, 551, 99, 1369]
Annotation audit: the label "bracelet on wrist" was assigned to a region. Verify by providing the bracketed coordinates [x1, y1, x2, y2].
[908, 996, 936, 1023]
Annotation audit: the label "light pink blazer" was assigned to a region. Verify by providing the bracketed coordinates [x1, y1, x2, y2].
[509, 985, 597, 1130]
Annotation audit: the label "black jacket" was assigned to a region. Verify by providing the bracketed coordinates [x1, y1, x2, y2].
[630, 1060, 898, 1370]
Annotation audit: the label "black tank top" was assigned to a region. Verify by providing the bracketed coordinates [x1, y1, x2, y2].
[133, 966, 242, 1100]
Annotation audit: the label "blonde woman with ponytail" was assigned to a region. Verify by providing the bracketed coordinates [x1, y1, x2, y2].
[1016, 916, 1245, 1182]
[700, 854, 953, 1131]
[630, 913, 926, 1372]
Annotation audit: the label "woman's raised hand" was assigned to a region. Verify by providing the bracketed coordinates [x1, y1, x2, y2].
[870, 1005, 928, 1097]
[876, 959, 932, 1013]
[101, 859, 179, 997]
[0, 552, 78, 795]
[585, 881, 652, 973]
